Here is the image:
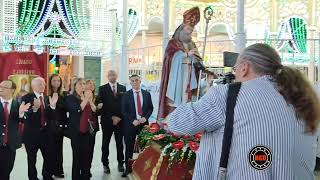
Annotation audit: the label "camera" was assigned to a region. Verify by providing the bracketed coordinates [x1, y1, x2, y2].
[214, 51, 239, 84]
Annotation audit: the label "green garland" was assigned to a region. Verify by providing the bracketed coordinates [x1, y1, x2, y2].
[137, 123, 202, 171]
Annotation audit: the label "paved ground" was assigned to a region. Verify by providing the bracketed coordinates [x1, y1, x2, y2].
[11, 131, 130, 180]
[10, 130, 320, 180]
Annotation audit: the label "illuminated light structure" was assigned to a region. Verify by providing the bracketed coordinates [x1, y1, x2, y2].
[2, 0, 19, 33]
[272, 16, 310, 64]
[0, 0, 140, 57]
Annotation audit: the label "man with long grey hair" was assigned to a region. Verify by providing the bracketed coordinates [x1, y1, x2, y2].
[169, 43, 320, 179]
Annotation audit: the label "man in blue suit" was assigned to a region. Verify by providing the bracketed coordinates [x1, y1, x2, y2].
[121, 74, 153, 177]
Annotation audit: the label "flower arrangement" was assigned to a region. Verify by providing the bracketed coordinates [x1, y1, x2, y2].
[137, 123, 202, 170]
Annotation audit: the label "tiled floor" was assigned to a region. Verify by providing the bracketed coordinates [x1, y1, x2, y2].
[11, 131, 130, 180]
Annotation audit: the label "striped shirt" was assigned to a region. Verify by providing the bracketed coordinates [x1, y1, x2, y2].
[168, 75, 317, 180]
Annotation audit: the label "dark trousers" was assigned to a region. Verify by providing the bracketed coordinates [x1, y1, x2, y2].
[89, 132, 96, 171]
[71, 133, 91, 180]
[124, 125, 141, 168]
[101, 120, 124, 166]
[49, 132, 64, 175]
[0, 147, 16, 180]
[24, 130, 53, 180]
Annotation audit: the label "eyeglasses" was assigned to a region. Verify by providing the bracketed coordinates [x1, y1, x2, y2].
[232, 62, 244, 72]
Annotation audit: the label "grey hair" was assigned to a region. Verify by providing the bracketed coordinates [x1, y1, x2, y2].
[239, 43, 282, 76]
[31, 76, 45, 87]
[108, 69, 117, 76]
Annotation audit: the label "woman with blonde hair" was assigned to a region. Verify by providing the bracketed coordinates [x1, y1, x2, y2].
[65, 78, 97, 180]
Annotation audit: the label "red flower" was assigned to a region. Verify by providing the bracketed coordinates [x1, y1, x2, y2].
[182, 135, 191, 140]
[149, 123, 160, 133]
[194, 132, 203, 141]
[153, 134, 166, 141]
[189, 141, 199, 152]
[172, 141, 184, 150]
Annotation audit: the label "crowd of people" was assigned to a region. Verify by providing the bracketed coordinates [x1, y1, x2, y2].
[0, 70, 153, 180]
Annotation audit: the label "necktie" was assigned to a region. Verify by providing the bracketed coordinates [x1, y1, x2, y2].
[3, 102, 9, 144]
[39, 96, 45, 127]
[112, 85, 116, 96]
[136, 91, 143, 116]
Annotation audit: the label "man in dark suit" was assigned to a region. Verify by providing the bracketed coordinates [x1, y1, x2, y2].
[0, 80, 30, 180]
[121, 74, 153, 177]
[21, 77, 58, 180]
[98, 70, 126, 173]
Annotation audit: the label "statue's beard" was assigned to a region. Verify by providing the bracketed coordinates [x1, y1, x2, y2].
[179, 33, 192, 44]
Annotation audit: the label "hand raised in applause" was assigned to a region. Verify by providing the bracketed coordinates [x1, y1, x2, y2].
[49, 93, 59, 107]
[32, 98, 41, 111]
[19, 101, 31, 114]
[84, 90, 93, 102]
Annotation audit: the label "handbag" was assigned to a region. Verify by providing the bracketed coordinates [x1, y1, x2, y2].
[88, 119, 95, 135]
[218, 82, 241, 180]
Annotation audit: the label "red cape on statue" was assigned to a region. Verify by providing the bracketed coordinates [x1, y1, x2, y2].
[157, 39, 185, 119]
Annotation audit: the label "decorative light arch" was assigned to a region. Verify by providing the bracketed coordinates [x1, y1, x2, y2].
[276, 15, 307, 53]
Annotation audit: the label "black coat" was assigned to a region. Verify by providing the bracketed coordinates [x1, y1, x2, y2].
[21, 93, 53, 142]
[65, 94, 98, 137]
[47, 93, 68, 134]
[0, 99, 22, 150]
[121, 89, 153, 127]
[98, 83, 126, 123]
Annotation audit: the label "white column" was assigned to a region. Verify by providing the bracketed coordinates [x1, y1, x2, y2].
[235, 0, 246, 53]
[120, 0, 128, 84]
[308, 28, 316, 83]
[110, 9, 117, 70]
[141, 0, 147, 79]
[72, 56, 84, 78]
[163, 0, 170, 54]
[308, 0, 317, 83]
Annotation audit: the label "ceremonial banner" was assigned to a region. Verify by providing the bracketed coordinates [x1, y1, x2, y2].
[0, 51, 48, 96]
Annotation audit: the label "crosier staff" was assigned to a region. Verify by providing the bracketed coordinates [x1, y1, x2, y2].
[196, 6, 214, 100]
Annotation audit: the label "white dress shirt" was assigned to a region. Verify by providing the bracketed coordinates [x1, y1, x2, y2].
[0, 97, 12, 114]
[34, 92, 44, 102]
[133, 89, 143, 119]
[33, 92, 56, 110]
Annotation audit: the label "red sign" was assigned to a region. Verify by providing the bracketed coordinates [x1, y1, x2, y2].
[0, 51, 48, 81]
[129, 57, 142, 64]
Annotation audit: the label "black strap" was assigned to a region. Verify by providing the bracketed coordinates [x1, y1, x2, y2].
[219, 82, 241, 169]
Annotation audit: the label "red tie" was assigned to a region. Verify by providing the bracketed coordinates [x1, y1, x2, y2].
[39, 96, 45, 127]
[136, 92, 143, 116]
[3, 102, 9, 145]
[112, 85, 116, 96]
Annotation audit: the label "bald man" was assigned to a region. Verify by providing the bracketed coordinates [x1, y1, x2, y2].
[21, 77, 58, 180]
[98, 70, 126, 173]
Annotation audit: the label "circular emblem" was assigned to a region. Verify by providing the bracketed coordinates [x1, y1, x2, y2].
[249, 145, 272, 170]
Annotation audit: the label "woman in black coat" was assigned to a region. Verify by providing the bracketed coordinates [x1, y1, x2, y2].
[85, 79, 100, 177]
[47, 74, 67, 178]
[65, 78, 97, 180]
